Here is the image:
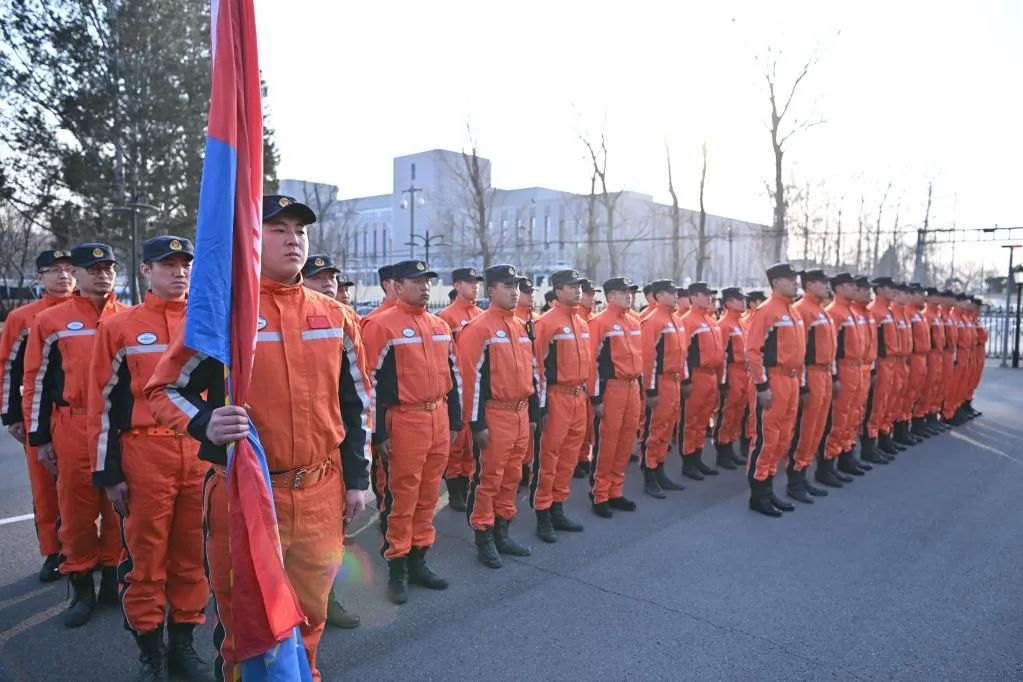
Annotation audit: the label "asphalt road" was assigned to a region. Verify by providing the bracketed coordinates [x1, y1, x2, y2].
[0, 365, 1021, 680]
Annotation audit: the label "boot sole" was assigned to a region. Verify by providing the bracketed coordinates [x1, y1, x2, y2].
[644, 489, 667, 499]
[786, 491, 814, 503]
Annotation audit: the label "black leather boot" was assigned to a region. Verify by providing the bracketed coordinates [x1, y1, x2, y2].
[387, 557, 408, 604]
[519, 463, 530, 488]
[592, 501, 613, 518]
[447, 476, 468, 512]
[474, 529, 503, 568]
[98, 565, 119, 606]
[878, 432, 901, 455]
[785, 469, 814, 504]
[694, 448, 719, 475]
[535, 509, 557, 543]
[550, 503, 583, 532]
[837, 450, 866, 476]
[39, 553, 63, 583]
[655, 463, 685, 490]
[965, 400, 981, 418]
[167, 621, 212, 680]
[732, 440, 748, 465]
[748, 479, 782, 518]
[494, 517, 531, 556]
[643, 469, 666, 499]
[408, 546, 449, 589]
[911, 417, 931, 438]
[64, 571, 96, 628]
[814, 457, 844, 488]
[608, 496, 637, 511]
[766, 476, 795, 512]
[860, 436, 889, 465]
[681, 453, 704, 480]
[573, 460, 590, 479]
[950, 407, 970, 426]
[803, 470, 829, 497]
[715, 443, 738, 470]
[894, 420, 917, 445]
[326, 593, 361, 628]
[136, 626, 167, 681]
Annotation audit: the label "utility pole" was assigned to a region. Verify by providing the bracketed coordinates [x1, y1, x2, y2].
[1000, 244, 1021, 367]
[109, 200, 159, 305]
[401, 163, 424, 259]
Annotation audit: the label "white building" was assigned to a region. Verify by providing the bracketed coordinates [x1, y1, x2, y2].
[279, 149, 776, 293]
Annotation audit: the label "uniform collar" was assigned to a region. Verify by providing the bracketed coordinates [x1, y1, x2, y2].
[454, 298, 479, 313]
[489, 305, 516, 319]
[723, 309, 742, 320]
[142, 290, 186, 313]
[260, 276, 303, 297]
[607, 303, 630, 318]
[804, 292, 825, 306]
[72, 291, 116, 314]
[553, 300, 577, 313]
[41, 291, 72, 304]
[396, 299, 427, 315]
[834, 294, 854, 306]
[769, 291, 792, 304]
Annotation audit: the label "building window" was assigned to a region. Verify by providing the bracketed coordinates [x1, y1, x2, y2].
[544, 214, 551, 246]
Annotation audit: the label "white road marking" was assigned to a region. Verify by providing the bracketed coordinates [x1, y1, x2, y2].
[0, 513, 34, 527]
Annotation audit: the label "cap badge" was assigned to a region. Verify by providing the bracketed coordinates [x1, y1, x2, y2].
[469, 269, 476, 276]
[314, 257, 325, 267]
[169, 240, 182, 251]
[623, 278, 631, 285]
[279, 197, 291, 207]
[53, 250, 64, 258]
[508, 266, 515, 275]
[92, 247, 104, 258]
[416, 262, 426, 271]
[571, 271, 578, 278]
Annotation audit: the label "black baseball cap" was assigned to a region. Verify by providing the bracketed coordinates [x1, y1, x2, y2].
[391, 259, 438, 280]
[677, 285, 690, 297]
[337, 273, 355, 287]
[580, 279, 600, 294]
[721, 287, 744, 302]
[766, 263, 798, 280]
[36, 249, 73, 270]
[854, 276, 872, 288]
[603, 277, 639, 293]
[550, 269, 585, 288]
[142, 236, 194, 263]
[925, 287, 941, 296]
[642, 283, 654, 295]
[302, 254, 340, 278]
[378, 264, 395, 283]
[452, 267, 484, 283]
[262, 195, 316, 225]
[800, 269, 829, 284]
[829, 272, 855, 287]
[649, 279, 678, 296]
[484, 264, 522, 285]
[519, 277, 535, 293]
[688, 281, 717, 296]
[71, 242, 117, 267]
[544, 290, 556, 303]
[746, 290, 767, 302]
[871, 276, 896, 288]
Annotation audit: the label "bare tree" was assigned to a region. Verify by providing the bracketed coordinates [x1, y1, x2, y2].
[444, 124, 498, 267]
[580, 130, 623, 277]
[855, 194, 866, 272]
[871, 181, 892, 273]
[695, 141, 710, 280]
[759, 46, 826, 262]
[300, 181, 341, 254]
[0, 207, 49, 316]
[833, 194, 845, 267]
[665, 144, 682, 279]
[912, 181, 933, 282]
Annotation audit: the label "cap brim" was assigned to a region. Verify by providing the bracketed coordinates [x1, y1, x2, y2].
[73, 257, 118, 267]
[149, 250, 194, 263]
[303, 265, 341, 278]
[265, 203, 317, 225]
[456, 276, 485, 283]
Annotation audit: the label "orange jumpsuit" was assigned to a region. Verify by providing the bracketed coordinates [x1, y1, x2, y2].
[745, 292, 805, 481]
[515, 304, 540, 482]
[679, 308, 724, 456]
[906, 304, 931, 420]
[587, 305, 643, 504]
[639, 304, 688, 470]
[23, 294, 129, 576]
[823, 295, 865, 460]
[865, 297, 899, 438]
[889, 303, 913, 427]
[968, 313, 987, 400]
[532, 301, 591, 510]
[362, 301, 462, 560]
[714, 309, 751, 448]
[438, 298, 483, 482]
[361, 298, 398, 509]
[458, 307, 538, 530]
[88, 292, 206, 637]
[940, 306, 959, 419]
[0, 292, 71, 557]
[922, 304, 946, 417]
[145, 277, 371, 682]
[576, 305, 596, 466]
[949, 308, 975, 415]
[788, 293, 837, 471]
[853, 302, 877, 438]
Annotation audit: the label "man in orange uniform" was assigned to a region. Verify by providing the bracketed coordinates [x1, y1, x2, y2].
[362, 264, 398, 327]
[940, 291, 961, 425]
[639, 284, 657, 320]
[964, 297, 986, 418]
[865, 277, 902, 461]
[741, 290, 767, 456]
[587, 277, 643, 518]
[362, 259, 462, 604]
[905, 283, 934, 439]
[920, 287, 949, 434]
[459, 264, 538, 567]
[679, 282, 724, 479]
[1, 249, 75, 582]
[784, 269, 837, 503]
[818, 273, 866, 488]
[300, 253, 363, 631]
[145, 196, 371, 681]
[744, 263, 804, 517]
[88, 236, 210, 678]
[946, 293, 976, 424]
[438, 267, 484, 512]
[515, 277, 539, 488]
[23, 243, 129, 626]
[574, 279, 600, 478]
[846, 276, 884, 473]
[531, 269, 591, 542]
[639, 280, 688, 498]
[713, 287, 750, 468]
[889, 284, 920, 448]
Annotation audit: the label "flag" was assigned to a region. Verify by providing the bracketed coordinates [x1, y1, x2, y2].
[186, 0, 311, 678]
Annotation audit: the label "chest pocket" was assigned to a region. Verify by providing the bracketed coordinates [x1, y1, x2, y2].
[124, 335, 169, 395]
[301, 325, 344, 404]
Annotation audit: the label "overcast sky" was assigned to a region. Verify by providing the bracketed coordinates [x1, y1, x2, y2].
[253, 0, 1021, 273]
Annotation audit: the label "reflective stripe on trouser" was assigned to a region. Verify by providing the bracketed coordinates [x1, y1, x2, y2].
[118, 434, 207, 635]
[578, 402, 594, 464]
[681, 371, 718, 455]
[23, 440, 60, 556]
[444, 424, 473, 480]
[467, 408, 530, 530]
[203, 464, 343, 682]
[747, 373, 799, 482]
[923, 352, 944, 415]
[381, 406, 449, 560]
[865, 358, 896, 438]
[639, 376, 680, 471]
[942, 357, 963, 419]
[855, 366, 872, 436]
[714, 366, 750, 446]
[53, 411, 120, 574]
[531, 390, 587, 510]
[908, 354, 929, 418]
[789, 367, 832, 471]
[590, 380, 642, 504]
[825, 362, 863, 459]
[884, 359, 908, 431]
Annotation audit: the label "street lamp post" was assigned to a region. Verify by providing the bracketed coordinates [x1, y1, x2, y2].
[109, 201, 159, 305]
[1013, 265, 1023, 368]
[400, 163, 424, 259]
[405, 231, 446, 264]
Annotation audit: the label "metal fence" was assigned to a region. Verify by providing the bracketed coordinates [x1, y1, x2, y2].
[979, 310, 1021, 359]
